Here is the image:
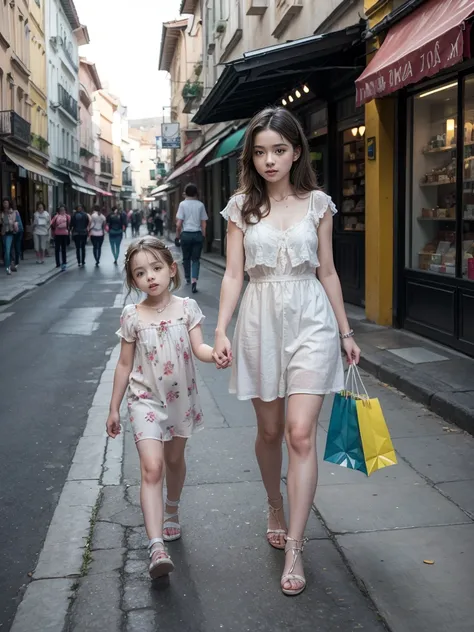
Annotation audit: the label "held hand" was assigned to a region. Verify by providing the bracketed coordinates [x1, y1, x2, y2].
[342, 337, 361, 365]
[106, 411, 121, 438]
[212, 332, 232, 369]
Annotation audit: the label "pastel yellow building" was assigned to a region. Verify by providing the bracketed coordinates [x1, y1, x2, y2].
[29, 0, 48, 157]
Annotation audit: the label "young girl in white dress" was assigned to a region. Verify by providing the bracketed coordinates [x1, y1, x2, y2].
[212, 107, 361, 596]
[106, 237, 214, 579]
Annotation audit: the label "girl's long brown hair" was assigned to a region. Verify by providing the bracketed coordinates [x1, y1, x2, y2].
[237, 107, 318, 225]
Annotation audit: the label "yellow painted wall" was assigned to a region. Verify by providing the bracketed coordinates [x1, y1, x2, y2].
[364, 0, 396, 325]
[29, 0, 48, 142]
[0, 0, 30, 119]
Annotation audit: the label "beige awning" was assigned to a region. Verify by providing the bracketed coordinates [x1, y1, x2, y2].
[4, 148, 61, 186]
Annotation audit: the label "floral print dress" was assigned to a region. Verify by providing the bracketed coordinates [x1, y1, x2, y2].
[117, 297, 205, 443]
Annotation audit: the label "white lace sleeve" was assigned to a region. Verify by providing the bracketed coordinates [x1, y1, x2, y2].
[310, 190, 338, 226]
[220, 194, 246, 232]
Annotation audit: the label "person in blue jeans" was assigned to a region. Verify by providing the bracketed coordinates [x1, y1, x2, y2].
[107, 207, 126, 265]
[1, 198, 19, 275]
[12, 207, 24, 267]
[175, 184, 208, 294]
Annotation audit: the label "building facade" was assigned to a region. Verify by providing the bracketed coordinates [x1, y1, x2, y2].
[120, 105, 133, 211]
[92, 89, 116, 210]
[159, 16, 203, 164]
[28, 0, 50, 215]
[45, 0, 84, 210]
[78, 58, 101, 202]
[0, 0, 62, 247]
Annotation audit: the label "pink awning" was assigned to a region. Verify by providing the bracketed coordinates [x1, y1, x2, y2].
[356, 0, 474, 107]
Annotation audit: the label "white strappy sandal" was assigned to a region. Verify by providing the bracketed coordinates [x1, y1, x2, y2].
[281, 536, 308, 596]
[266, 495, 287, 550]
[163, 497, 181, 542]
[148, 537, 174, 579]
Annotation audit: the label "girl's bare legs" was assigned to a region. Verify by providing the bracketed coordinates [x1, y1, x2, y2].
[252, 398, 287, 548]
[164, 437, 188, 538]
[282, 393, 324, 592]
[137, 439, 166, 540]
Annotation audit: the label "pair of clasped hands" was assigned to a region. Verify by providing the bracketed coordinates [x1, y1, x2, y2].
[211, 331, 232, 369]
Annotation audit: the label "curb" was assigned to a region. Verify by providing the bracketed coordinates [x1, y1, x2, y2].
[200, 256, 474, 436]
[10, 344, 123, 632]
[0, 265, 66, 305]
[357, 352, 474, 435]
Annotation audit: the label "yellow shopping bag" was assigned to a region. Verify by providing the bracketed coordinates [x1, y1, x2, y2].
[352, 367, 397, 476]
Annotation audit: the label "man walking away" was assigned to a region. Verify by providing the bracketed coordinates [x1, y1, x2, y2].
[131, 209, 142, 238]
[175, 184, 208, 294]
[71, 205, 90, 268]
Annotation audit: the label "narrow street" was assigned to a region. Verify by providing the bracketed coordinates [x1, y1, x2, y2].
[2, 237, 474, 632]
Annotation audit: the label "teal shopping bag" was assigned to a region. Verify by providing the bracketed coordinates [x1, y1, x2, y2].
[323, 391, 368, 475]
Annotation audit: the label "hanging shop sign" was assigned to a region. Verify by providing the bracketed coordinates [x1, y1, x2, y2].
[161, 123, 181, 149]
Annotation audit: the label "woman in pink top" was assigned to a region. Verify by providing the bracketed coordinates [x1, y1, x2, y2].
[89, 205, 107, 266]
[51, 204, 70, 271]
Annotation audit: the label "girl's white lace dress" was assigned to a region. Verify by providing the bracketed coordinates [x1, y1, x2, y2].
[221, 189, 344, 402]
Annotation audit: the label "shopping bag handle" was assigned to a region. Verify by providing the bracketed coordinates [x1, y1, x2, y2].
[345, 364, 369, 400]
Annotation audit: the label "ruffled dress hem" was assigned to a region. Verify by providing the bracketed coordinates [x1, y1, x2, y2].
[229, 385, 346, 401]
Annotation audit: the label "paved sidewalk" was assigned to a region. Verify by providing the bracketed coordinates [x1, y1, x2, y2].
[9, 263, 474, 632]
[201, 252, 474, 435]
[0, 247, 66, 305]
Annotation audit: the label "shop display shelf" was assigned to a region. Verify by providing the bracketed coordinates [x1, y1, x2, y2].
[423, 140, 474, 155]
[417, 217, 456, 222]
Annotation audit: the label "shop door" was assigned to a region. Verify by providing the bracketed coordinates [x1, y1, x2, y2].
[333, 127, 366, 306]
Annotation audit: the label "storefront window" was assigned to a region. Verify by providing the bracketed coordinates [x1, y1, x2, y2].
[462, 77, 474, 281]
[341, 127, 365, 232]
[408, 81, 458, 276]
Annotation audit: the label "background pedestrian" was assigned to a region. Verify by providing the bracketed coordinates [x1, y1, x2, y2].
[175, 184, 208, 294]
[1, 197, 19, 275]
[50, 204, 70, 271]
[89, 205, 106, 266]
[71, 204, 90, 268]
[213, 106, 361, 597]
[154, 208, 164, 237]
[32, 202, 50, 265]
[106, 236, 214, 579]
[11, 204, 23, 269]
[106, 206, 126, 265]
[131, 209, 142, 238]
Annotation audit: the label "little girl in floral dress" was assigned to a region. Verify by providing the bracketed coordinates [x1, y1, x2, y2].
[106, 236, 214, 579]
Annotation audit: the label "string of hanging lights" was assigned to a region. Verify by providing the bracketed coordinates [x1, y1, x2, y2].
[281, 85, 310, 107]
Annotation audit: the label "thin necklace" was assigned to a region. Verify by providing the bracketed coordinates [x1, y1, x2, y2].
[270, 192, 294, 203]
[154, 297, 172, 313]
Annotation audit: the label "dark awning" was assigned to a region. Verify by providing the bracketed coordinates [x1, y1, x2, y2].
[356, 0, 474, 106]
[193, 23, 364, 125]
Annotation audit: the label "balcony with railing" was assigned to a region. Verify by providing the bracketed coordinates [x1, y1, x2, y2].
[61, 38, 79, 72]
[58, 157, 81, 173]
[0, 111, 31, 145]
[58, 85, 78, 121]
[100, 155, 113, 177]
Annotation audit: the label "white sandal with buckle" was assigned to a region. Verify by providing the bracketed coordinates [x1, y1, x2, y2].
[281, 536, 308, 596]
[148, 537, 174, 579]
[163, 497, 181, 542]
[267, 495, 287, 550]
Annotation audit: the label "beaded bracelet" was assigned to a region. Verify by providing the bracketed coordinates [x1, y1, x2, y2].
[339, 329, 355, 339]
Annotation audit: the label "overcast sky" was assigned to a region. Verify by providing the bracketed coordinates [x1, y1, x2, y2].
[74, 0, 181, 119]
